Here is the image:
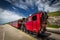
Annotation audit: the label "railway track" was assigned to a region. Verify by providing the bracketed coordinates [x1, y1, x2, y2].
[20, 29, 60, 40]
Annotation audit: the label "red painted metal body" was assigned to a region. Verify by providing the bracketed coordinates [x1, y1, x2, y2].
[24, 12, 46, 33]
[10, 21, 19, 28]
[10, 21, 21, 29]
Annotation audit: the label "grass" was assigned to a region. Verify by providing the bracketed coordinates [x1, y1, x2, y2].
[48, 11, 60, 16]
[47, 22, 60, 28]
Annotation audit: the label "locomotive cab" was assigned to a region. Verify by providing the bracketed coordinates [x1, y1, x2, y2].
[24, 12, 48, 34]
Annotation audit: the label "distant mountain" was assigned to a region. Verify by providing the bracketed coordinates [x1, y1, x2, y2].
[48, 11, 60, 16]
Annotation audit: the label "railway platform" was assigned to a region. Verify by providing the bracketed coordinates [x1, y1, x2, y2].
[0, 24, 36, 40]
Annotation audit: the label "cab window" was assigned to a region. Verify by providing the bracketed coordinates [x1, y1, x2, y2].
[32, 15, 37, 21]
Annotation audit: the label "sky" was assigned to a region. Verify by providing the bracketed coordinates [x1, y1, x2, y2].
[0, 0, 60, 24]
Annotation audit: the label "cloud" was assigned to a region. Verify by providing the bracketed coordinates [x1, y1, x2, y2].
[6, 0, 28, 10]
[44, 5, 60, 12]
[18, 4, 28, 10]
[36, 0, 60, 12]
[5, 0, 60, 12]
[0, 8, 23, 24]
[51, 1, 60, 7]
